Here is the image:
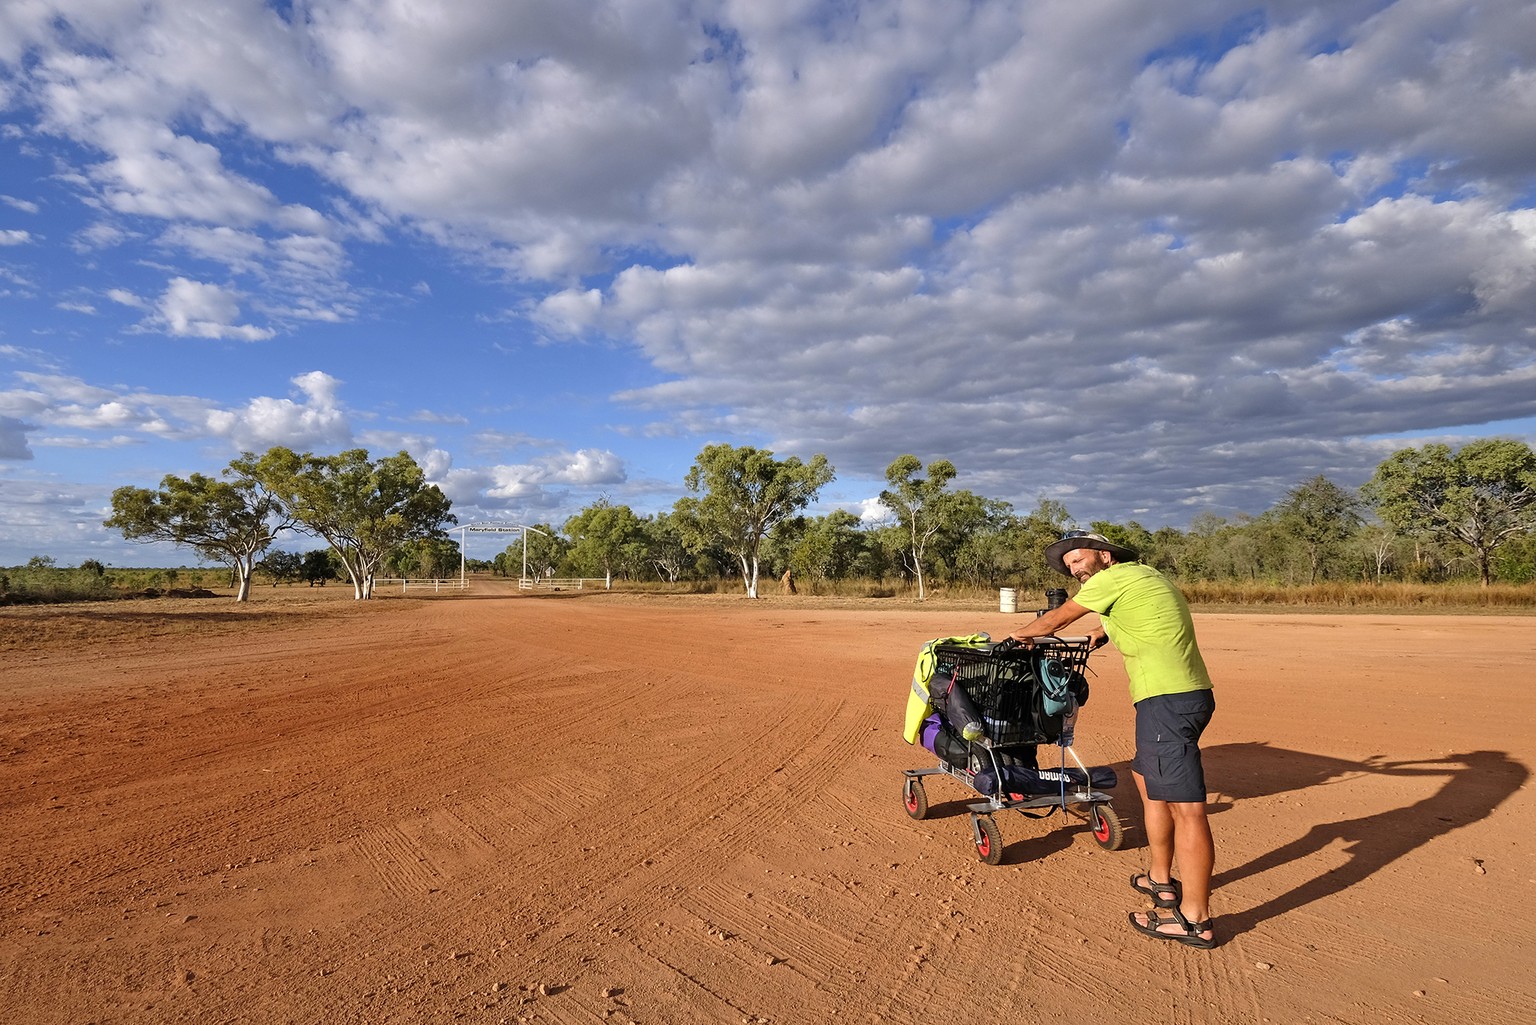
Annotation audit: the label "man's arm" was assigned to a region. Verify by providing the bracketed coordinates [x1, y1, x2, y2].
[1003, 598, 1091, 643]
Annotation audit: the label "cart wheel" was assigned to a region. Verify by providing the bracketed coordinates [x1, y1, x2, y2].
[972, 815, 1004, 866]
[902, 777, 929, 820]
[1088, 803, 1124, 850]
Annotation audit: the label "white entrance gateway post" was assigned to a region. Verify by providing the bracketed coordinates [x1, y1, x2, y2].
[454, 522, 549, 588]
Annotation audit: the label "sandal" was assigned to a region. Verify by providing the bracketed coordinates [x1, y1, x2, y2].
[1128, 906, 1216, 949]
[1128, 872, 1182, 908]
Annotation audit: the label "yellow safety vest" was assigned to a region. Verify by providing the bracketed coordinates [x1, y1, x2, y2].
[902, 633, 992, 743]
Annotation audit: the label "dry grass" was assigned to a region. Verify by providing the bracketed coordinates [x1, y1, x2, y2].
[1178, 579, 1536, 609]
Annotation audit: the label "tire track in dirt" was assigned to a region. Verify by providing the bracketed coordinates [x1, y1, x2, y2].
[0, 601, 596, 1022]
[809, 729, 1150, 1022]
[350, 819, 465, 903]
[346, 689, 888, 1020]
[601, 701, 887, 1013]
[162, 662, 848, 1021]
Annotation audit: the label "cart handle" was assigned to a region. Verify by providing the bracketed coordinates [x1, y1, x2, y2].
[993, 635, 1094, 652]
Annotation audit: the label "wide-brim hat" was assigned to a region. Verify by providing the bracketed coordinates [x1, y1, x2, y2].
[1044, 531, 1140, 576]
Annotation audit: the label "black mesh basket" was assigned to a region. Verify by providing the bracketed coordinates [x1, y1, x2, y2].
[932, 643, 1090, 745]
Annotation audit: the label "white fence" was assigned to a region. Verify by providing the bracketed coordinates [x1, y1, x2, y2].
[518, 577, 588, 591]
[374, 577, 470, 593]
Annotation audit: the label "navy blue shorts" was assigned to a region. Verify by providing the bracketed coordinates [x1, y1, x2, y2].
[1131, 689, 1215, 803]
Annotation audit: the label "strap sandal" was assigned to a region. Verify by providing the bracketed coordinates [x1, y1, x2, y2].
[1128, 906, 1216, 949]
[1128, 872, 1182, 908]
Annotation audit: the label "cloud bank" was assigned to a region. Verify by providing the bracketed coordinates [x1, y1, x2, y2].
[1, 1, 1533, 563]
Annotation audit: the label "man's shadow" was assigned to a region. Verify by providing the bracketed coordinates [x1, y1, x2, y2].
[1193, 743, 1527, 938]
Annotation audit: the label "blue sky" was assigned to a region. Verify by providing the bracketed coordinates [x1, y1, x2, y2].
[2, 1, 1534, 567]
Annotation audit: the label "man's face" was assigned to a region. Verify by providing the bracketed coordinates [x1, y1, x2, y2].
[1063, 547, 1113, 583]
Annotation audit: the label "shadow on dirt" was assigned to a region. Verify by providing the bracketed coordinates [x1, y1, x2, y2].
[1202, 743, 1527, 938]
[924, 742, 1528, 924]
[907, 771, 1126, 866]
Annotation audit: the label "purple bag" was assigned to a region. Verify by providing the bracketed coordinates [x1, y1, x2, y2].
[918, 714, 971, 769]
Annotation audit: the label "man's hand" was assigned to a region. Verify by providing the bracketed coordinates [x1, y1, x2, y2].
[1002, 598, 1091, 648]
[993, 636, 1032, 653]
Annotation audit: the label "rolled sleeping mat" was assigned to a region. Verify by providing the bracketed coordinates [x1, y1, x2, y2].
[972, 763, 1119, 798]
[932, 666, 988, 742]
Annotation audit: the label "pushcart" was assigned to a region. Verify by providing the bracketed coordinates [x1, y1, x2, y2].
[902, 637, 1123, 865]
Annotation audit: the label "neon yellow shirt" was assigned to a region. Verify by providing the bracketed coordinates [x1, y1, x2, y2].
[1072, 562, 1212, 703]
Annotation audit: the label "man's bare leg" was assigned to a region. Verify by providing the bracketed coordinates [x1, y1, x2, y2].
[1131, 771, 1215, 942]
[1168, 800, 1214, 921]
[1134, 770, 1177, 884]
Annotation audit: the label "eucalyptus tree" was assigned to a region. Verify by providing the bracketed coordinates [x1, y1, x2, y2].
[240, 447, 454, 599]
[565, 501, 644, 588]
[944, 493, 1015, 588]
[301, 548, 341, 586]
[1089, 520, 1157, 562]
[863, 521, 912, 584]
[1493, 530, 1536, 584]
[105, 463, 293, 601]
[257, 549, 303, 586]
[1351, 522, 1401, 583]
[879, 455, 958, 601]
[1149, 526, 1188, 576]
[787, 509, 867, 587]
[642, 510, 692, 584]
[498, 523, 568, 582]
[680, 444, 834, 598]
[1363, 439, 1536, 586]
[1007, 498, 1073, 593]
[1275, 475, 1363, 584]
[386, 535, 462, 579]
[1177, 512, 1232, 582]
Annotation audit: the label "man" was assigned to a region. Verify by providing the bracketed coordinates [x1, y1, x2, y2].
[1003, 531, 1217, 949]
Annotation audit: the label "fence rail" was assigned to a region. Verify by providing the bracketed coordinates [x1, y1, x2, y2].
[374, 577, 470, 593]
[518, 577, 588, 591]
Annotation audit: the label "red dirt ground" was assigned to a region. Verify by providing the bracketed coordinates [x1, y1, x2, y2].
[2, 585, 1531, 1024]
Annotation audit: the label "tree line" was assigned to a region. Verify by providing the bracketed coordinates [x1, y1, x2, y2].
[500, 439, 1536, 595]
[104, 438, 1536, 602]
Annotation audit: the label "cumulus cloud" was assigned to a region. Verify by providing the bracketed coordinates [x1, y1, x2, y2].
[532, 288, 604, 337]
[0, 369, 353, 455]
[1, 373, 192, 442]
[0, 478, 124, 564]
[436, 447, 628, 516]
[414, 447, 454, 481]
[483, 449, 626, 495]
[153, 277, 274, 341]
[72, 221, 136, 251]
[0, 415, 37, 459]
[204, 370, 351, 452]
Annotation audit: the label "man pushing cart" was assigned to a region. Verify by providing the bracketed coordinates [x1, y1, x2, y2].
[999, 531, 1219, 950]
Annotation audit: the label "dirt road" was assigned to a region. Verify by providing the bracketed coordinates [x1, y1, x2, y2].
[2, 588, 1531, 1024]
